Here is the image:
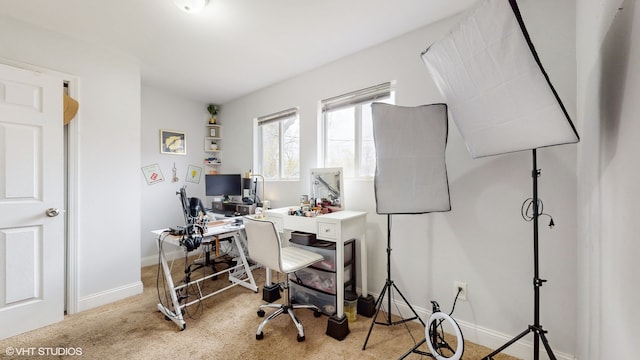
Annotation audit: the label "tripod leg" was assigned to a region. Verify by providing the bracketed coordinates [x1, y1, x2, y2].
[539, 331, 558, 360]
[362, 283, 390, 350]
[391, 282, 426, 326]
[482, 327, 531, 360]
[398, 338, 429, 360]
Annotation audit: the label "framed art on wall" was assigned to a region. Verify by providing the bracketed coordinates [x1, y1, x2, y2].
[160, 129, 186, 155]
[186, 165, 202, 184]
[141, 163, 165, 185]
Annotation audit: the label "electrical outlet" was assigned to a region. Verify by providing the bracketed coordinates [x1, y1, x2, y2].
[454, 281, 468, 301]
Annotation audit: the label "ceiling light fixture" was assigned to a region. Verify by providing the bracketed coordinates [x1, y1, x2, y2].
[173, 0, 208, 14]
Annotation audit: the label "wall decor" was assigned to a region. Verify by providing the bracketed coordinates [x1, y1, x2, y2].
[160, 129, 186, 155]
[186, 165, 202, 184]
[141, 163, 165, 185]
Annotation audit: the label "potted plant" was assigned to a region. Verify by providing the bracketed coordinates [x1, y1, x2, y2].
[207, 104, 219, 124]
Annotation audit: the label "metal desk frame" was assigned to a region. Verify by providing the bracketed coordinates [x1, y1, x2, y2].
[153, 224, 258, 330]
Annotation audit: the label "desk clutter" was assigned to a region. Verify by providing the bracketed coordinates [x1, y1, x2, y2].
[287, 194, 342, 218]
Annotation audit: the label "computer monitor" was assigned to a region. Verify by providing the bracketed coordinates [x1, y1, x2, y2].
[205, 174, 242, 197]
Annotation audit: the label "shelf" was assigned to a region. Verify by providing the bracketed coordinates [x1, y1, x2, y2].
[207, 125, 221, 138]
[205, 123, 222, 171]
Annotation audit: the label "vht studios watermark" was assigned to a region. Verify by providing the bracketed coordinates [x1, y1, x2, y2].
[5, 346, 83, 356]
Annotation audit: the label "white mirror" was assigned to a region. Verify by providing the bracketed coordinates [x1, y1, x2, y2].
[310, 168, 343, 211]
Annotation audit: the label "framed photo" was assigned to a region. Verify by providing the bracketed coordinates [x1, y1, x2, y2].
[186, 165, 203, 184]
[160, 129, 186, 155]
[209, 127, 217, 137]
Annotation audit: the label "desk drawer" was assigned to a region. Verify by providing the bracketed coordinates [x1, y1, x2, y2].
[291, 265, 352, 295]
[290, 283, 337, 316]
[317, 222, 337, 240]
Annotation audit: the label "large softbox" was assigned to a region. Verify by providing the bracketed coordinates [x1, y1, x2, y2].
[420, 2, 579, 358]
[372, 103, 451, 214]
[421, 0, 579, 158]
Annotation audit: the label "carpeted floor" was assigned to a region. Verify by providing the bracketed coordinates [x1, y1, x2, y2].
[0, 258, 520, 359]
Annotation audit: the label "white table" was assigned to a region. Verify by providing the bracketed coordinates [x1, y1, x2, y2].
[264, 207, 368, 340]
[152, 220, 258, 330]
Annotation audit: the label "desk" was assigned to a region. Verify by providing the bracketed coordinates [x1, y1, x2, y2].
[152, 220, 258, 330]
[264, 207, 368, 340]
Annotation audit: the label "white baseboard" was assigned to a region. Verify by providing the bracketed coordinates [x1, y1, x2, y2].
[141, 249, 183, 267]
[77, 281, 143, 312]
[365, 290, 576, 360]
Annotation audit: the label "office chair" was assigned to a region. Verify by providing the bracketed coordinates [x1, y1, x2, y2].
[243, 216, 324, 342]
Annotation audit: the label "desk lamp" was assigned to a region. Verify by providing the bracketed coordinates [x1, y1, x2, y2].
[243, 172, 267, 215]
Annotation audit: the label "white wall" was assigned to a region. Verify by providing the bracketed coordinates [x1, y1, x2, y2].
[140, 86, 209, 265]
[0, 16, 142, 310]
[219, 0, 577, 358]
[576, 0, 640, 358]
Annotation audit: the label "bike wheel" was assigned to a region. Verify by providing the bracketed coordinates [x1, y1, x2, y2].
[426, 311, 464, 360]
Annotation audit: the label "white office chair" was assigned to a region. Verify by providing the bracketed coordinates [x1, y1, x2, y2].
[244, 216, 324, 342]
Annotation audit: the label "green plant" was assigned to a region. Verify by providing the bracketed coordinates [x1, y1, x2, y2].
[207, 104, 219, 116]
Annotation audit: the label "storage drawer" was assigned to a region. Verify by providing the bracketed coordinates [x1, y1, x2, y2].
[291, 265, 352, 295]
[290, 282, 337, 316]
[290, 239, 353, 271]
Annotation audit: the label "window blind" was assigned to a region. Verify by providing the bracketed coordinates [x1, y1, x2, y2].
[321, 82, 392, 112]
[257, 107, 298, 126]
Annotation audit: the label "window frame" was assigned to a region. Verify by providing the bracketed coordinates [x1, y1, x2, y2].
[254, 107, 300, 180]
[319, 82, 395, 179]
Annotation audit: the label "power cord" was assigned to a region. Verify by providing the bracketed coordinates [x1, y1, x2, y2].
[521, 198, 555, 228]
[449, 286, 462, 317]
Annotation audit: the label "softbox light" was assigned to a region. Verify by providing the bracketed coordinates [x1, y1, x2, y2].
[372, 103, 451, 214]
[421, 0, 579, 158]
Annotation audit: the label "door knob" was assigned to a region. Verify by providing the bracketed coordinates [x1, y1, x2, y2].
[46, 208, 60, 217]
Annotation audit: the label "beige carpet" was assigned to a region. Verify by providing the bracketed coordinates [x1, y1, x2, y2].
[0, 259, 520, 360]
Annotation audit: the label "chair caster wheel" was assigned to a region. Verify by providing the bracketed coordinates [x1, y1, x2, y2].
[297, 334, 305, 342]
[256, 332, 264, 340]
[257, 309, 265, 317]
[313, 310, 322, 317]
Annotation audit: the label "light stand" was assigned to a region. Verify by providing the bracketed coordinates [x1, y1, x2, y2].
[482, 149, 556, 360]
[362, 214, 426, 350]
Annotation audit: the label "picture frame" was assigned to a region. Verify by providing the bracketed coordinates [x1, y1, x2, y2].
[141, 163, 165, 185]
[209, 127, 217, 137]
[160, 129, 186, 155]
[185, 165, 203, 184]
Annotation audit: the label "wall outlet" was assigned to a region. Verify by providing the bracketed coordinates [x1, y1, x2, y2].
[454, 281, 468, 301]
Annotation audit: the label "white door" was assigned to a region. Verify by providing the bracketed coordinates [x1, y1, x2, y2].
[0, 63, 65, 339]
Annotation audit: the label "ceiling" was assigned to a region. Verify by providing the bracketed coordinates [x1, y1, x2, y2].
[0, 0, 477, 104]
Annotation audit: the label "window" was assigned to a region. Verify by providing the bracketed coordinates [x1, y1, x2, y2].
[320, 82, 395, 178]
[255, 108, 300, 180]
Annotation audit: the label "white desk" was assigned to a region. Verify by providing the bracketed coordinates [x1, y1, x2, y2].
[265, 207, 367, 340]
[152, 220, 258, 330]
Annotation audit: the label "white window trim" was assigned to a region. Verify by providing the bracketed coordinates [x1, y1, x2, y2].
[254, 107, 299, 180]
[318, 82, 395, 178]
